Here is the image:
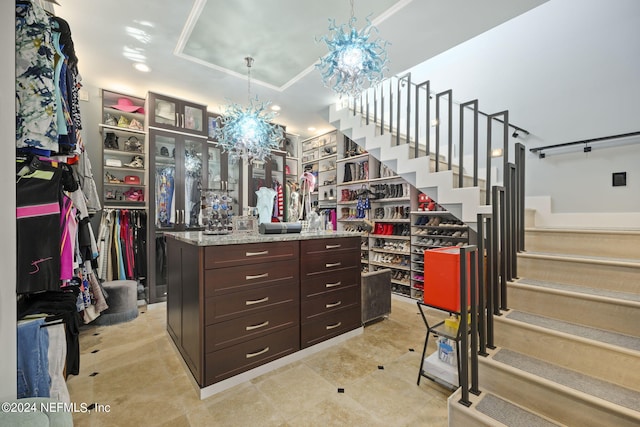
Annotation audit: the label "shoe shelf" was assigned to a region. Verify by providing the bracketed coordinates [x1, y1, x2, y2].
[371, 196, 411, 203]
[301, 131, 338, 212]
[337, 179, 369, 187]
[410, 208, 470, 303]
[370, 248, 410, 256]
[101, 89, 148, 210]
[369, 260, 411, 270]
[369, 234, 410, 240]
[99, 123, 146, 136]
[104, 165, 145, 174]
[336, 152, 369, 163]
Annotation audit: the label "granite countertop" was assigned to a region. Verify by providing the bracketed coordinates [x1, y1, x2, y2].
[164, 230, 362, 246]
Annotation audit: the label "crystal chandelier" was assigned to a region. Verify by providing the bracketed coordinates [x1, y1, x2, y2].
[317, 0, 389, 98]
[215, 57, 283, 163]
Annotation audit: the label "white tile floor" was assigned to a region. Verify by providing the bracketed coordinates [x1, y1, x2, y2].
[67, 297, 451, 426]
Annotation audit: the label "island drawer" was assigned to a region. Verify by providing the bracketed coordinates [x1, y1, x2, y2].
[204, 259, 298, 296]
[205, 302, 299, 352]
[205, 326, 299, 385]
[205, 281, 299, 325]
[301, 285, 359, 321]
[204, 240, 298, 269]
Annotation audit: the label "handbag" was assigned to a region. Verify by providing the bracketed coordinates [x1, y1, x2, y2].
[103, 132, 119, 150]
[124, 136, 143, 153]
[124, 175, 141, 185]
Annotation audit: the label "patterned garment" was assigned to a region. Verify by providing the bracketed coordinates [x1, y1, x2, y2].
[15, 1, 58, 153]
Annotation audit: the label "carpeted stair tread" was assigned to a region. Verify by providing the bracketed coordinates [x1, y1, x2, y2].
[475, 393, 561, 427]
[504, 310, 640, 351]
[520, 251, 640, 266]
[493, 348, 640, 411]
[515, 278, 640, 302]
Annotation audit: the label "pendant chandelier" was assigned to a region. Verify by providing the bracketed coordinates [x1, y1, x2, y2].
[215, 57, 283, 163]
[317, 0, 389, 98]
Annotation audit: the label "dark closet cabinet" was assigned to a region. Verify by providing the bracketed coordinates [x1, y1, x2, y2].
[148, 128, 207, 302]
[205, 112, 243, 216]
[148, 92, 207, 137]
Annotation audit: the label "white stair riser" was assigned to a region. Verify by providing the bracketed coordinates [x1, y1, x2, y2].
[479, 359, 640, 427]
[517, 256, 640, 295]
[525, 230, 640, 260]
[330, 104, 486, 228]
[508, 285, 640, 337]
[494, 317, 640, 391]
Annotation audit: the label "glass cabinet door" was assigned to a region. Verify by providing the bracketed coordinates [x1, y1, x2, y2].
[154, 134, 177, 229]
[183, 138, 204, 229]
[151, 94, 178, 128]
[226, 154, 242, 217]
[183, 103, 205, 135]
[207, 144, 223, 191]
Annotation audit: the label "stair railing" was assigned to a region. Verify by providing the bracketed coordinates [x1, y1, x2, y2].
[348, 72, 527, 403]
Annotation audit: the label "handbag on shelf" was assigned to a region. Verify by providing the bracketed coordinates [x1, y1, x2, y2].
[124, 136, 143, 153]
[104, 132, 119, 150]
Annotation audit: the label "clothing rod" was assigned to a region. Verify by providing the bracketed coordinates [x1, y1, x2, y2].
[40, 321, 64, 328]
[529, 131, 640, 153]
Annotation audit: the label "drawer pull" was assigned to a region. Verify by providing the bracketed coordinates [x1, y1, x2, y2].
[325, 262, 342, 268]
[326, 321, 342, 330]
[325, 301, 342, 309]
[325, 281, 342, 288]
[245, 250, 269, 257]
[246, 273, 269, 280]
[245, 297, 269, 306]
[245, 320, 269, 331]
[246, 346, 270, 359]
[325, 244, 341, 249]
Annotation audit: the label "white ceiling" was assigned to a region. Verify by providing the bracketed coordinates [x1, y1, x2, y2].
[53, 0, 547, 139]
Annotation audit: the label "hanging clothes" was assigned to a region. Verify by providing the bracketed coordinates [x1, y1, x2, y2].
[59, 193, 77, 281]
[156, 166, 175, 227]
[46, 322, 70, 403]
[16, 158, 63, 294]
[15, 0, 59, 155]
[18, 287, 82, 376]
[97, 209, 147, 282]
[17, 318, 49, 398]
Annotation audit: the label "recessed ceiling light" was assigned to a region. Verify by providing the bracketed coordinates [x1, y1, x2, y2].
[270, 105, 281, 111]
[308, 127, 316, 131]
[134, 63, 151, 73]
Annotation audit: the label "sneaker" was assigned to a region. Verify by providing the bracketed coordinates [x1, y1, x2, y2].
[125, 155, 144, 168]
[117, 115, 130, 128]
[128, 118, 144, 131]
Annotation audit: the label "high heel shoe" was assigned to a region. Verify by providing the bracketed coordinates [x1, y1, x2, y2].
[105, 171, 122, 183]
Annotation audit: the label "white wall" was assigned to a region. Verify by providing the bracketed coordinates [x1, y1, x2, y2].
[404, 0, 640, 217]
[1, 0, 17, 400]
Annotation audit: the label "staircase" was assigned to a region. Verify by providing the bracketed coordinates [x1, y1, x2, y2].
[326, 91, 640, 425]
[449, 226, 640, 426]
[328, 103, 490, 230]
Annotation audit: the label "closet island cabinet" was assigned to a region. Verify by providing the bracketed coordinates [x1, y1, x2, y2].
[164, 232, 362, 392]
